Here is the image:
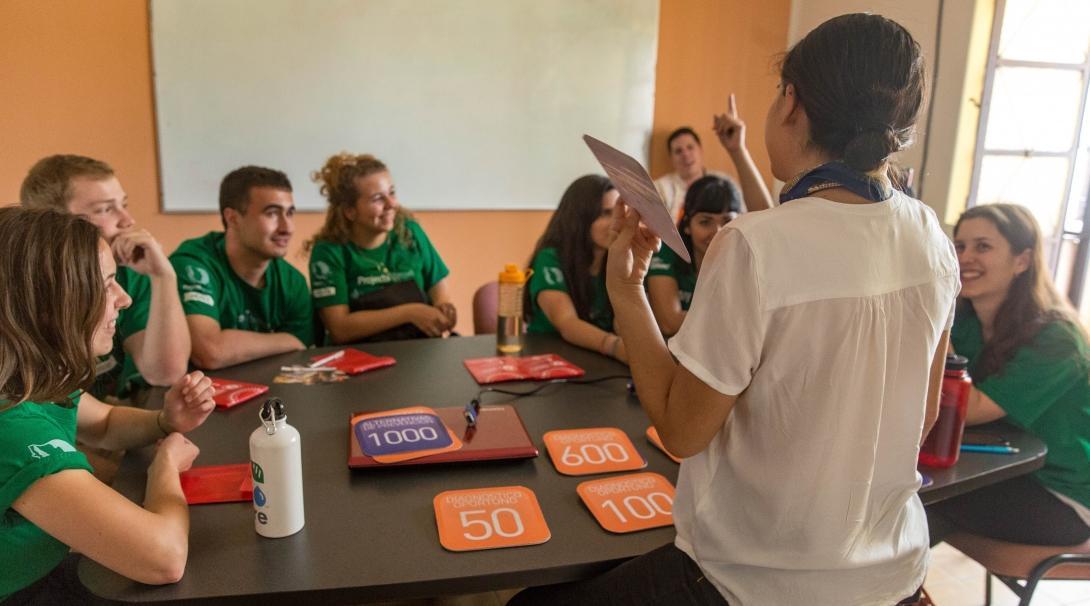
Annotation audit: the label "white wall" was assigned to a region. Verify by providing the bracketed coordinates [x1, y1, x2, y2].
[151, 0, 659, 213]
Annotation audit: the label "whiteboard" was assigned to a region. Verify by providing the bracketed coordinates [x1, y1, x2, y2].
[150, 0, 659, 212]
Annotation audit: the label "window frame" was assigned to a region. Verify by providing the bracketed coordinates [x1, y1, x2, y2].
[967, 0, 1090, 306]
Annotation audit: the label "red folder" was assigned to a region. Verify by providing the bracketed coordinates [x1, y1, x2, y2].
[210, 378, 269, 409]
[463, 354, 584, 384]
[179, 464, 253, 505]
[348, 405, 538, 468]
[310, 348, 396, 375]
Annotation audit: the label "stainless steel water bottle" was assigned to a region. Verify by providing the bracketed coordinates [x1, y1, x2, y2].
[249, 398, 305, 537]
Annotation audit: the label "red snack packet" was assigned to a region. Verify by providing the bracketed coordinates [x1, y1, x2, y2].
[210, 378, 269, 409]
[463, 354, 584, 384]
[309, 348, 396, 375]
[179, 464, 253, 505]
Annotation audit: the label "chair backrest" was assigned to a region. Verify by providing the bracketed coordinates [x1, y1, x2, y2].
[473, 281, 499, 335]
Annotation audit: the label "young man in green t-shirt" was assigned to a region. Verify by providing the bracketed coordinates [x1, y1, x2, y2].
[19, 155, 190, 400]
[170, 166, 314, 369]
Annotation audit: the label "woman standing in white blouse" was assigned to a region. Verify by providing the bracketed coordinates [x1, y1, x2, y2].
[511, 13, 957, 606]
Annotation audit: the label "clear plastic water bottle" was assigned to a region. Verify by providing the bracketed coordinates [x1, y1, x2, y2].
[249, 398, 305, 537]
[497, 264, 529, 354]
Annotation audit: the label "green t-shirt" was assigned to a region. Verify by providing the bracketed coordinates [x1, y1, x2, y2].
[526, 247, 612, 334]
[0, 395, 93, 600]
[170, 232, 315, 347]
[647, 245, 696, 311]
[90, 266, 150, 400]
[309, 220, 449, 309]
[952, 309, 1090, 509]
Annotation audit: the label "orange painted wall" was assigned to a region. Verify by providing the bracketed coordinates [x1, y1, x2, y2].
[0, 0, 788, 335]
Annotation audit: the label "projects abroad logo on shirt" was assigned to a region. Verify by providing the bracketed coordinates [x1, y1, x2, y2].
[312, 261, 332, 280]
[543, 267, 565, 287]
[27, 439, 76, 459]
[185, 265, 211, 286]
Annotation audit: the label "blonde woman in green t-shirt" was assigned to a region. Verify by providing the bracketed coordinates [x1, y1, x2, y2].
[929, 203, 1090, 546]
[0, 208, 215, 601]
[307, 153, 455, 343]
[524, 175, 628, 362]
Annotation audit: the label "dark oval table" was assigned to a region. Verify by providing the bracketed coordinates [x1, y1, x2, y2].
[79, 335, 1046, 605]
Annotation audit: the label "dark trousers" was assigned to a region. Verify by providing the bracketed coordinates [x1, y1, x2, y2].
[928, 474, 1090, 546]
[507, 543, 728, 606]
[507, 543, 923, 606]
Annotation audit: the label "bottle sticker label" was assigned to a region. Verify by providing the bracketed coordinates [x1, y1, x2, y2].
[577, 472, 675, 533]
[251, 461, 264, 483]
[253, 485, 267, 507]
[543, 427, 646, 476]
[433, 485, 550, 551]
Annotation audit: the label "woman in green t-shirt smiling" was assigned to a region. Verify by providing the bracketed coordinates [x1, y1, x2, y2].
[307, 153, 456, 343]
[929, 203, 1090, 546]
[524, 175, 627, 362]
[0, 208, 215, 601]
[647, 175, 741, 336]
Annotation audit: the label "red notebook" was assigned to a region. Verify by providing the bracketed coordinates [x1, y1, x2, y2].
[310, 348, 396, 375]
[210, 378, 269, 409]
[463, 354, 584, 384]
[348, 405, 538, 468]
[179, 464, 253, 505]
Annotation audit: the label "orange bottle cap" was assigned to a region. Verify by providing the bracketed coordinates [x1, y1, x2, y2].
[499, 264, 528, 284]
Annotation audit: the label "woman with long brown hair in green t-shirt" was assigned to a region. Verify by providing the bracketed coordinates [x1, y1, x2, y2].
[929, 203, 1090, 546]
[0, 207, 216, 601]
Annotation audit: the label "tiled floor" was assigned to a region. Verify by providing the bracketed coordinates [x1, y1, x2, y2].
[926, 543, 1090, 605]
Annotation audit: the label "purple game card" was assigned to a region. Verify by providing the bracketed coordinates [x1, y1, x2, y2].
[354, 413, 453, 457]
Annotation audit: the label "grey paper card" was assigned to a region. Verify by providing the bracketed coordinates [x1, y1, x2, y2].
[583, 134, 691, 263]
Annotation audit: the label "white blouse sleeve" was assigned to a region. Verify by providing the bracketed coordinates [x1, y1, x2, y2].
[668, 227, 765, 396]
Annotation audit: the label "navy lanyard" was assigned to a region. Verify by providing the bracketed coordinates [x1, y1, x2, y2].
[778, 162, 892, 204]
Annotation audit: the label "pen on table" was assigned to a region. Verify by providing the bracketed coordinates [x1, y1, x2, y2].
[309, 350, 345, 368]
[960, 444, 1020, 455]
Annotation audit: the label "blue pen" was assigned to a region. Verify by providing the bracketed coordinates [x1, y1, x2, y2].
[960, 444, 1020, 455]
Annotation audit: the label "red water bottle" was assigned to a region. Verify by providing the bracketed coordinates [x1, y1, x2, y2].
[919, 354, 972, 468]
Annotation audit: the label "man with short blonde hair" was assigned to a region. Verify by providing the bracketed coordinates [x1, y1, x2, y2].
[20, 155, 190, 401]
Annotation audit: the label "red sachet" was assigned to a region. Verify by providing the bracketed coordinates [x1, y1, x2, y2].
[463, 354, 584, 384]
[179, 464, 253, 505]
[210, 378, 269, 409]
[310, 348, 396, 375]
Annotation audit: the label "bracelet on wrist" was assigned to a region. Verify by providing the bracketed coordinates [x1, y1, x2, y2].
[156, 410, 171, 436]
[608, 336, 622, 359]
[598, 333, 613, 356]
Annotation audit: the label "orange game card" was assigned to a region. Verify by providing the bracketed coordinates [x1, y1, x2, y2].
[433, 486, 551, 552]
[577, 472, 676, 533]
[351, 406, 463, 464]
[543, 428, 646, 476]
[645, 426, 682, 463]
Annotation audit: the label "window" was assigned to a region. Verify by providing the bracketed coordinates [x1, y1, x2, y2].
[968, 0, 1090, 319]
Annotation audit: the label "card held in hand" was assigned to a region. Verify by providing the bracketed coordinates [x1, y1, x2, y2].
[583, 134, 691, 263]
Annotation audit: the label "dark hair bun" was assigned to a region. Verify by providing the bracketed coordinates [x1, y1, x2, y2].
[843, 127, 899, 173]
[781, 14, 924, 174]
